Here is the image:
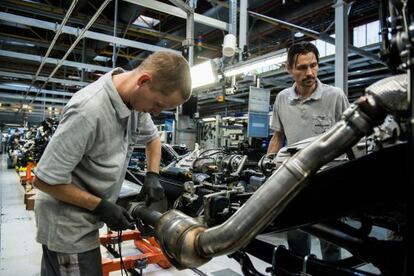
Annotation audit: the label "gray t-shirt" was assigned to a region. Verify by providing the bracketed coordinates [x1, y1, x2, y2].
[270, 79, 349, 145]
[34, 68, 159, 253]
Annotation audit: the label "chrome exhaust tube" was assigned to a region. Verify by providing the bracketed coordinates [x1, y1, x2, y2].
[197, 95, 385, 260]
[131, 75, 407, 269]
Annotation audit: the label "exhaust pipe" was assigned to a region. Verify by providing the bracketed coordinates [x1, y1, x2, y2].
[129, 75, 407, 269]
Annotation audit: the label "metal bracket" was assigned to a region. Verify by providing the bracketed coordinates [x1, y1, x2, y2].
[182, 38, 194, 47]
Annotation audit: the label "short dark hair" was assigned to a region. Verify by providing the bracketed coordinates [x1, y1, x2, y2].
[287, 42, 319, 69]
[137, 51, 192, 101]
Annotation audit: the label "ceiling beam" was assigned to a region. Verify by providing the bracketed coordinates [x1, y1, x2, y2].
[0, 70, 89, 87]
[0, 84, 74, 97]
[123, 0, 229, 31]
[0, 99, 64, 109]
[0, 49, 112, 72]
[0, 34, 96, 57]
[0, 12, 180, 54]
[0, 0, 192, 47]
[0, 92, 68, 104]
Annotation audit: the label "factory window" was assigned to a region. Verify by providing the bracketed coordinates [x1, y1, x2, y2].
[133, 15, 160, 28]
[353, 20, 381, 47]
[310, 34, 335, 58]
[326, 34, 335, 56]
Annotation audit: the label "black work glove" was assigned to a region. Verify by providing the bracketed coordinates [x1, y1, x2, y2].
[135, 172, 165, 204]
[92, 199, 135, 231]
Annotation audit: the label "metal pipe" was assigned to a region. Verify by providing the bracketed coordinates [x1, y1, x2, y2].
[112, 0, 118, 69]
[27, 0, 112, 107]
[305, 222, 405, 276]
[22, 0, 78, 101]
[132, 75, 407, 268]
[239, 0, 248, 62]
[186, 2, 195, 66]
[129, 202, 162, 226]
[229, 0, 237, 36]
[81, 38, 86, 82]
[197, 107, 375, 258]
[334, 0, 349, 95]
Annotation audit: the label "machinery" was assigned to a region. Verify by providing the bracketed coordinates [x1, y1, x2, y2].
[125, 1, 412, 275]
[7, 118, 58, 168]
[130, 73, 409, 276]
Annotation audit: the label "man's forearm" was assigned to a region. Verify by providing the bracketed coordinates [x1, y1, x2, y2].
[33, 176, 101, 211]
[267, 132, 284, 154]
[145, 137, 161, 173]
[267, 140, 278, 154]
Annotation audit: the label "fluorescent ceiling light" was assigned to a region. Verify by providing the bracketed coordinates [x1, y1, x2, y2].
[224, 53, 287, 77]
[201, 117, 216, 122]
[93, 55, 111, 62]
[191, 60, 218, 89]
[5, 82, 28, 88]
[68, 75, 80, 80]
[133, 15, 160, 28]
[294, 32, 304, 38]
[6, 41, 36, 47]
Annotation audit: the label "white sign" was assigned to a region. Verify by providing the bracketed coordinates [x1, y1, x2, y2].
[248, 86, 270, 113]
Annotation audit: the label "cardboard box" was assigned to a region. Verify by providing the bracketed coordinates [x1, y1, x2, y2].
[24, 189, 36, 205]
[26, 195, 35, 211]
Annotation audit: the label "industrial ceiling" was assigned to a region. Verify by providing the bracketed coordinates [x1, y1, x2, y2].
[0, 0, 387, 126]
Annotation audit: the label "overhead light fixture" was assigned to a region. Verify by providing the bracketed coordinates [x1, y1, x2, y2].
[190, 60, 218, 89]
[93, 55, 112, 62]
[201, 117, 216, 122]
[223, 34, 237, 57]
[22, 104, 29, 109]
[7, 40, 36, 47]
[294, 32, 304, 38]
[133, 15, 160, 28]
[223, 53, 287, 77]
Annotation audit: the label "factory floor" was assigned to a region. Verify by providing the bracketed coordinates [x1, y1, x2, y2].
[0, 154, 380, 276]
[0, 155, 269, 276]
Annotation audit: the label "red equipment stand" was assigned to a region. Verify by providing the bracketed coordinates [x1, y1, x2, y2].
[20, 161, 35, 186]
[100, 230, 171, 276]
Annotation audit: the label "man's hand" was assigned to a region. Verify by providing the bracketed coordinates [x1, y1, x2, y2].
[136, 172, 165, 203]
[92, 199, 135, 231]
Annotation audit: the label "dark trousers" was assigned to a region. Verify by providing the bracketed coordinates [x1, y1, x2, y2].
[41, 245, 103, 276]
[287, 230, 341, 262]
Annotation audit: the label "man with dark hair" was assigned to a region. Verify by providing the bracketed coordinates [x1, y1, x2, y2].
[33, 51, 191, 275]
[268, 42, 348, 261]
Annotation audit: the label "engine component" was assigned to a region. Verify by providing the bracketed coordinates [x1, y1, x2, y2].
[130, 74, 407, 269]
[258, 153, 277, 176]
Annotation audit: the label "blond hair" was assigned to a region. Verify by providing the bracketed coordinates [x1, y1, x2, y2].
[137, 51, 192, 100]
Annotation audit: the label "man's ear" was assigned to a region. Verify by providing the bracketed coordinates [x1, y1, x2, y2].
[137, 73, 151, 86]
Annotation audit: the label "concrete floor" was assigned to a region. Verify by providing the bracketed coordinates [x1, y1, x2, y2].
[0, 154, 42, 276]
[0, 153, 381, 275]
